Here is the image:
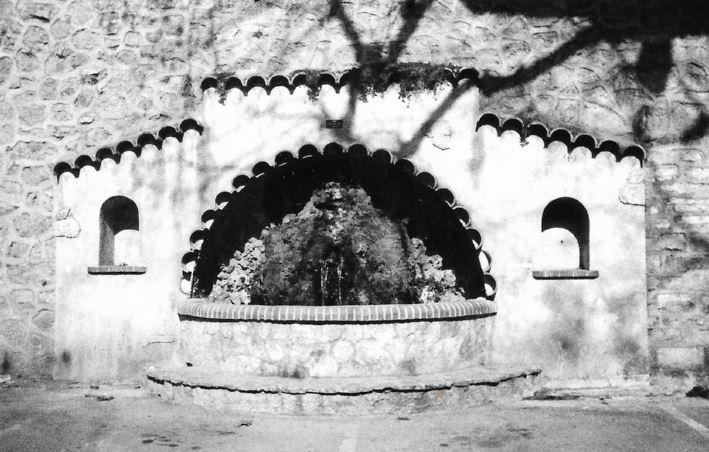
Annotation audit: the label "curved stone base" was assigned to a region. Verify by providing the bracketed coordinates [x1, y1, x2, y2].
[147, 365, 541, 415]
[177, 300, 496, 378]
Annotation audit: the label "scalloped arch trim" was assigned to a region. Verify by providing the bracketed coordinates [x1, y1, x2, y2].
[52, 118, 204, 179]
[52, 110, 646, 184]
[199, 67, 479, 95]
[196, 67, 646, 166]
[476, 112, 647, 165]
[181, 142, 497, 302]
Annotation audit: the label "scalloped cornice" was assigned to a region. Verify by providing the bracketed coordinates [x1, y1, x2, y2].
[476, 112, 646, 165]
[53, 119, 204, 179]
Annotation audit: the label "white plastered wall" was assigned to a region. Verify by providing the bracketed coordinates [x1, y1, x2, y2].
[55, 83, 646, 385]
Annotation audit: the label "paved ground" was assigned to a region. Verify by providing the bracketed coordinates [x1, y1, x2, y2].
[1, 379, 708, 451]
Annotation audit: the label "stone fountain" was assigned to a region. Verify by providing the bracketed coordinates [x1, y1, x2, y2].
[147, 147, 540, 415]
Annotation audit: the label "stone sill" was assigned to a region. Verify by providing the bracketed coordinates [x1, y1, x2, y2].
[532, 269, 599, 280]
[178, 299, 497, 324]
[87, 265, 147, 275]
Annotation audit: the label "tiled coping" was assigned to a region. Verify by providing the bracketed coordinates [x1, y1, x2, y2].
[532, 269, 599, 280]
[178, 299, 497, 324]
[87, 265, 147, 274]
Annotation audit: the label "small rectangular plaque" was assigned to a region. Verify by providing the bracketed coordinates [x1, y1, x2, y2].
[325, 119, 343, 129]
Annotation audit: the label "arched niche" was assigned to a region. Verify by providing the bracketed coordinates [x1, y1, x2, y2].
[191, 146, 487, 299]
[541, 197, 590, 270]
[99, 196, 141, 266]
[533, 197, 598, 280]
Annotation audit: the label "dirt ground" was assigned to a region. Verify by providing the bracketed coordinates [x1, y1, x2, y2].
[1, 379, 708, 451]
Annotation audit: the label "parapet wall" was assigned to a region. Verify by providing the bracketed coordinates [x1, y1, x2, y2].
[0, 0, 707, 382]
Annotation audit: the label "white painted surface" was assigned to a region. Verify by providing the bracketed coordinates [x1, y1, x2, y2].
[55, 86, 646, 383]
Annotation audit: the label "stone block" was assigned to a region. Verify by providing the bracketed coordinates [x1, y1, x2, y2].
[680, 61, 709, 91]
[36, 290, 52, 307]
[619, 182, 644, 206]
[115, 49, 137, 65]
[0, 179, 23, 199]
[18, 104, 47, 126]
[73, 88, 94, 108]
[332, 340, 354, 363]
[0, 101, 14, 124]
[21, 165, 51, 186]
[50, 16, 72, 40]
[0, 320, 30, 348]
[13, 212, 52, 237]
[59, 76, 79, 97]
[0, 203, 18, 217]
[687, 168, 709, 182]
[681, 215, 709, 230]
[123, 31, 141, 47]
[6, 263, 51, 287]
[15, 50, 39, 72]
[0, 19, 23, 51]
[663, 182, 709, 198]
[32, 309, 54, 330]
[10, 288, 34, 306]
[72, 29, 100, 50]
[38, 78, 57, 100]
[656, 346, 706, 370]
[681, 149, 706, 162]
[672, 103, 705, 133]
[50, 103, 73, 122]
[0, 124, 16, 148]
[655, 234, 686, 251]
[656, 292, 698, 313]
[654, 164, 678, 181]
[22, 25, 49, 52]
[66, 0, 94, 26]
[44, 47, 75, 74]
[29, 332, 51, 356]
[0, 57, 13, 85]
[671, 199, 709, 214]
[69, 52, 89, 70]
[25, 191, 52, 211]
[663, 269, 709, 290]
[7, 240, 30, 258]
[98, 11, 121, 35]
[17, 2, 58, 22]
[49, 126, 74, 141]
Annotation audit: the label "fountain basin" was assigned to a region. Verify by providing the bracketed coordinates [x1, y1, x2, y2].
[150, 298, 539, 414]
[177, 299, 497, 378]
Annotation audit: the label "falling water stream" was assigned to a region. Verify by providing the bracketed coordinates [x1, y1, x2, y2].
[320, 250, 344, 306]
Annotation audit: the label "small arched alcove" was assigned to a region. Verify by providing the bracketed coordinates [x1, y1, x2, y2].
[533, 197, 598, 280]
[88, 196, 146, 274]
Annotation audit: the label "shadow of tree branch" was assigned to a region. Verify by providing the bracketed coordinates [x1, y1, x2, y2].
[323, 0, 709, 153]
[400, 81, 476, 157]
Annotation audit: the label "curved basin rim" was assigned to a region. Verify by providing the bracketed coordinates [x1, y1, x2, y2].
[177, 299, 497, 323]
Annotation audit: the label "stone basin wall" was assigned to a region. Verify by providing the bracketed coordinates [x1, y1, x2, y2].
[177, 300, 496, 378]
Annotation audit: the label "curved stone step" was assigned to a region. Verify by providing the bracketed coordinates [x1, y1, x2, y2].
[147, 365, 541, 415]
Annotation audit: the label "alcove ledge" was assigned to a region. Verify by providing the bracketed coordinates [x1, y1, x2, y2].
[87, 265, 147, 275]
[531, 269, 599, 280]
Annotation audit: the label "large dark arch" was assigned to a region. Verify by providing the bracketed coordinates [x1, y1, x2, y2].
[191, 143, 487, 299]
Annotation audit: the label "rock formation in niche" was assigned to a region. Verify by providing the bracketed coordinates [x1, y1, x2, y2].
[209, 183, 464, 306]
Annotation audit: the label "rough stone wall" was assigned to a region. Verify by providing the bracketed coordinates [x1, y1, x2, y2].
[0, 0, 707, 380]
[179, 315, 493, 378]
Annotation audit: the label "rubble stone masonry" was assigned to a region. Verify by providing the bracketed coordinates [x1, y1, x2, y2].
[0, 0, 707, 381]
